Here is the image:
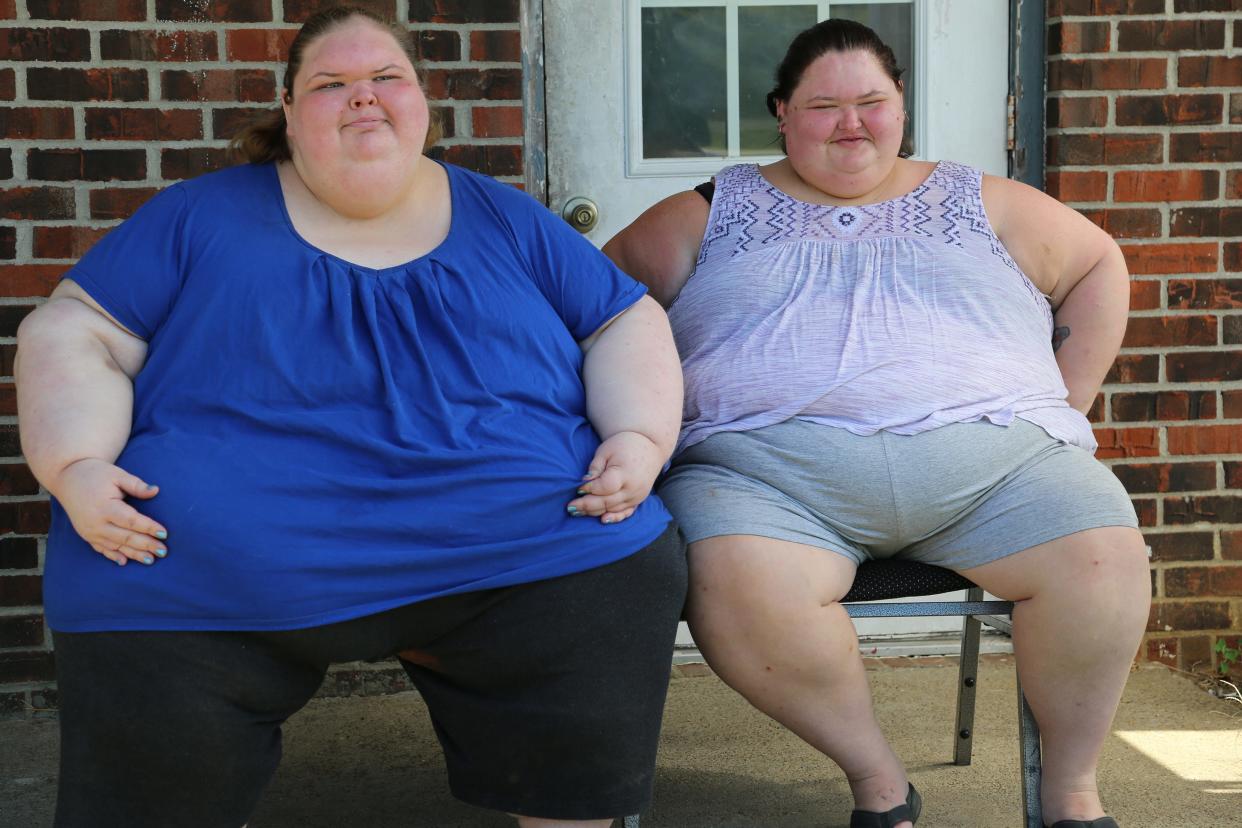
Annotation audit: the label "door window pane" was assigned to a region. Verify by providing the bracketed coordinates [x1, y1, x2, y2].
[641, 6, 728, 158]
[738, 5, 817, 156]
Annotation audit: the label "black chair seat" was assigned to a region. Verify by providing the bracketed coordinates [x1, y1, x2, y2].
[842, 559, 976, 602]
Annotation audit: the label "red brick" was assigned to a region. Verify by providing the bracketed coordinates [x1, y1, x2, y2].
[1120, 243, 1217, 275]
[1225, 390, 1242, 418]
[1168, 424, 1242, 454]
[415, 29, 461, 62]
[15, 501, 49, 535]
[1114, 171, 1218, 203]
[1111, 391, 1216, 422]
[161, 69, 276, 103]
[1144, 531, 1216, 562]
[1170, 132, 1242, 163]
[0, 186, 75, 220]
[282, 0, 395, 23]
[1078, 209, 1162, 239]
[1111, 461, 1217, 492]
[1175, 0, 1242, 9]
[1047, 171, 1106, 202]
[0, 384, 14, 416]
[0, 574, 41, 607]
[1127, 279, 1162, 311]
[155, 0, 271, 22]
[0, 651, 55, 684]
[0, 614, 44, 647]
[1046, 96, 1108, 128]
[1231, 93, 1241, 125]
[227, 28, 297, 62]
[0, 538, 38, 570]
[0, 464, 38, 496]
[1149, 600, 1232, 631]
[1051, 0, 1164, 12]
[0, 0, 15, 16]
[0, 226, 13, 259]
[28, 148, 146, 182]
[27, 67, 148, 102]
[1145, 636, 1179, 668]
[0, 69, 13, 100]
[0, 107, 75, 140]
[1134, 497, 1156, 528]
[1115, 94, 1223, 127]
[212, 107, 273, 140]
[430, 106, 455, 139]
[1094, 427, 1160, 459]
[1177, 55, 1242, 88]
[1166, 566, 1242, 598]
[1122, 315, 1216, 348]
[409, 0, 520, 23]
[1048, 58, 1166, 92]
[1168, 279, 1242, 309]
[85, 107, 203, 141]
[472, 106, 523, 139]
[1167, 353, 1242, 384]
[160, 147, 233, 180]
[1048, 133, 1164, 166]
[1218, 311, 1239, 340]
[0, 26, 91, 60]
[0, 264, 62, 296]
[1087, 393, 1105, 424]
[0, 307, 34, 338]
[1228, 461, 1242, 489]
[1106, 354, 1160, 384]
[0, 148, 11, 180]
[423, 68, 522, 100]
[1118, 20, 1225, 51]
[27, 0, 146, 20]
[89, 187, 158, 220]
[100, 29, 218, 62]
[1170, 207, 1242, 238]
[1224, 531, 1242, 561]
[470, 30, 521, 63]
[1219, 244, 1242, 276]
[442, 145, 522, 177]
[33, 226, 111, 259]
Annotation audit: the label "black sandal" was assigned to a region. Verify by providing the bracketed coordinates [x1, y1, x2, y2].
[849, 783, 921, 828]
[1047, 819, 1119, 828]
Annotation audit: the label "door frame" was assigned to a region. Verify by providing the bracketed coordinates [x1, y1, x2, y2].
[523, 0, 1047, 202]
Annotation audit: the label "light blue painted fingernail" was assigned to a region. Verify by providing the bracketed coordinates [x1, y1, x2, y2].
[143, 555, 154, 565]
[155, 530, 167, 540]
[567, 505, 580, 516]
[154, 549, 167, 558]
[576, 488, 588, 496]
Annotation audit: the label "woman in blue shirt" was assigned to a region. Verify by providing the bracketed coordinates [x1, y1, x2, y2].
[16, 7, 685, 827]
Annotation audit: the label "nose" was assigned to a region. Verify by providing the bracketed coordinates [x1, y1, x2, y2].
[349, 81, 377, 109]
[840, 105, 862, 129]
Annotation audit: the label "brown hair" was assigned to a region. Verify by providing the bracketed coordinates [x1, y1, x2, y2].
[765, 18, 912, 157]
[230, 5, 440, 164]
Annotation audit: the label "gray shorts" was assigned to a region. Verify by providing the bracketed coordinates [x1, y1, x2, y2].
[659, 418, 1138, 570]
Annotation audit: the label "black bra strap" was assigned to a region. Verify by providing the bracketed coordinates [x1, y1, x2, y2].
[693, 181, 715, 204]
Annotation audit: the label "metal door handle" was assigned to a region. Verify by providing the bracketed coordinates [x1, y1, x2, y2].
[561, 197, 599, 233]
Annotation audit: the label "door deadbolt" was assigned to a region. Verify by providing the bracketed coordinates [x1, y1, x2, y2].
[561, 197, 599, 234]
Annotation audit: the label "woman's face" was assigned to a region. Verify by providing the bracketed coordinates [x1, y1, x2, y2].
[283, 18, 428, 169]
[776, 48, 905, 179]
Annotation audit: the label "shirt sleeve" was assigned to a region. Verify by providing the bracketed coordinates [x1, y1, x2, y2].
[502, 187, 648, 341]
[63, 184, 190, 341]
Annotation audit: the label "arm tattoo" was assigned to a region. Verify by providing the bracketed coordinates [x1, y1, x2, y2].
[1052, 325, 1071, 352]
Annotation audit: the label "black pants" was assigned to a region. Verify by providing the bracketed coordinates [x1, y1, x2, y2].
[52, 524, 686, 827]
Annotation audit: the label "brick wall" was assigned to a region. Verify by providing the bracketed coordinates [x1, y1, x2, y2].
[1046, 0, 1242, 678]
[0, 0, 524, 717]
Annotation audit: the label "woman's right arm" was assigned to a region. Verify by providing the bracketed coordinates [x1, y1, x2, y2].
[603, 190, 711, 307]
[16, 279, 168, 565]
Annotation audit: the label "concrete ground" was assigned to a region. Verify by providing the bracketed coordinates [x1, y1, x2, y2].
[2, 657, 1238, 827]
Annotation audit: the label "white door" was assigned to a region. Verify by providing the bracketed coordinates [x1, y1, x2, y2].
[545, 0, 1012, 645]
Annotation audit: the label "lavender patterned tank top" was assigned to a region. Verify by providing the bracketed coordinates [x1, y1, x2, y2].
[668, 161, 1095, 455]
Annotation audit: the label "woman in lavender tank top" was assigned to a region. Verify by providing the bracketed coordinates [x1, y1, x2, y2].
[606, 19, 1148, 828]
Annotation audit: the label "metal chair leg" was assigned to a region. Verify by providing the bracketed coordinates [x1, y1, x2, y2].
[1016, 673, 1043, 828]
[953, 586, 984, 765]
[622, 813, 641, 827]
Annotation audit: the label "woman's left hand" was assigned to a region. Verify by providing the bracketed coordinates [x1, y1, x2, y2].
[567, 431, 666, 524]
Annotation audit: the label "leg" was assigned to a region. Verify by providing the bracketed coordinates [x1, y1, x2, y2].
[686, 535, 913, 826]
[52, 629, 325, 828]
[960, 526, 1150, 824]
[514, 818, 612, 828]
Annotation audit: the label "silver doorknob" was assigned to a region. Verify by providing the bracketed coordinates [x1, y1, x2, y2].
[561, 197, 599, 233]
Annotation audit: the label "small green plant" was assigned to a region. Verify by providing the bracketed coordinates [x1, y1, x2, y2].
[1215, 638, 1239, 677]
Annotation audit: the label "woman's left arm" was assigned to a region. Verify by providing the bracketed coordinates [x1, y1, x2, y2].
[983, 175, 1131, 414]
[568, 295, 683, 523]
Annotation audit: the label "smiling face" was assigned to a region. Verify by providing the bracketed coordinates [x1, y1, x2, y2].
[775, 48, 906, 188]
[282, 17, 428, 172]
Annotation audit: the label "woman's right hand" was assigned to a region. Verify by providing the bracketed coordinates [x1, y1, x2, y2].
[53, 458, 167, 566]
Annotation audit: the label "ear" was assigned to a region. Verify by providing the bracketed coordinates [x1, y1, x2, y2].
[281, 89, 294, 138]
[775, 99, 788, 122]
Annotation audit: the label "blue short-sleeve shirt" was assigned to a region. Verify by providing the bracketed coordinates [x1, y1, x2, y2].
[47, 162, 672, 632]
